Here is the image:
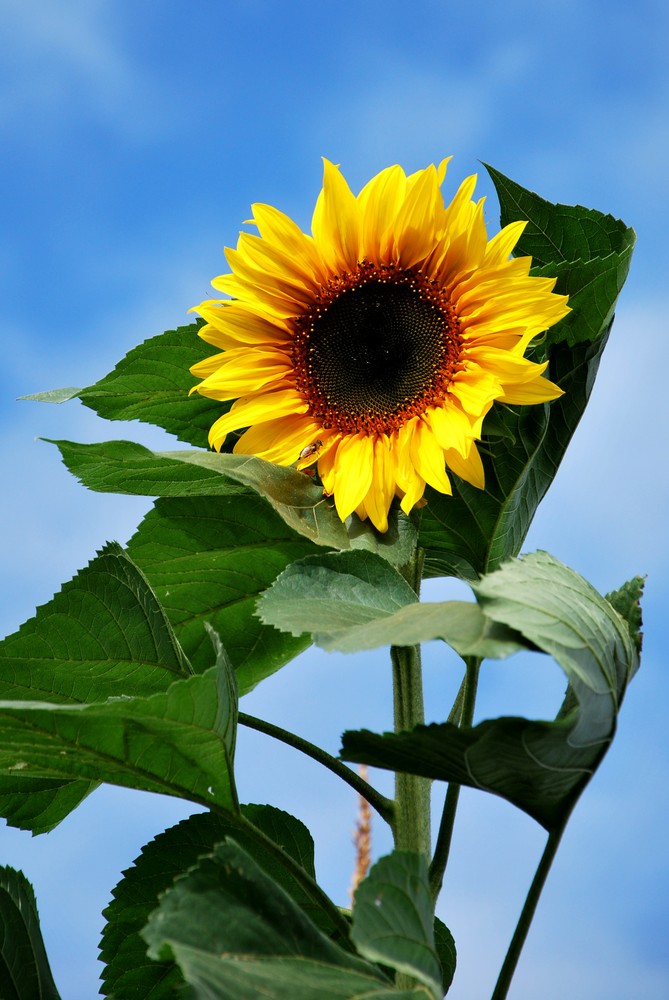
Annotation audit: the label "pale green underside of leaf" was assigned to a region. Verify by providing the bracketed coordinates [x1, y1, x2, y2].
[338, 552, 642, 829]
[257, 549, 525, 659]
[0, 866, 62, 1000]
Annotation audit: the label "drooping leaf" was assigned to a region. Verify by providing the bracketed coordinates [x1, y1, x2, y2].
[419, 175, 634, 582]
[25, 323, 225, 450]
[48, 439, 418, 564]
[125, 494, 317, 693]
[342, 553, 642, 830]
[0, 650, 238, 815]
[101, 805, 328, 1000]
[258, 549, 525, 659]
[143, 840, 430, 999]
[351, 852, 443, 999]
[0, 867, 61, 1000]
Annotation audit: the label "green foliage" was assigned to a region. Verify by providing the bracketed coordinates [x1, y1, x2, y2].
[5, 170, 640, 999]
[100, 805, 329, 999]
[25, 322, 225, 450]
[142, 839, 431, 999]
[419, 169, 635, 581]
[0, 867, 61, 1000]
[351, 852, 444, 998]
[125, 494, 317, 693]
[341, 553, 642, 830]
[258, 549, 526, 658]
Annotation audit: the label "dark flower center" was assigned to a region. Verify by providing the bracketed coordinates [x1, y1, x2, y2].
[292, 265, 462, 434]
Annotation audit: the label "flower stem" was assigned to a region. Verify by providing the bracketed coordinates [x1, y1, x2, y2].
[428, 655, 481, 902]
[391, 641, 431, 856]
[238, 711, 394, 825]
[491, 822, 567, 1000]
[391, 545, 431, 859]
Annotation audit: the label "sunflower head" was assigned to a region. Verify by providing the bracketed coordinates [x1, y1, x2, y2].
[190, 159, 570, 532]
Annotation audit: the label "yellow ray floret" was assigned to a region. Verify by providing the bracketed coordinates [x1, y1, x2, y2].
[190, 158, 570, 532]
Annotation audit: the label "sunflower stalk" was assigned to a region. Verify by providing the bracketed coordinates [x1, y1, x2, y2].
[391, 545, 431, 859]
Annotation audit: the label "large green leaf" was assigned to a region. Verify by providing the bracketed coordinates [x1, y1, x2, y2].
[48, 438, 416, 562]
[351, 852, 443, 999]
[341, 553, 643, 830]
[0, 543, 194, 832]
[0, 867, 61, 1000]
[257, 549, 526, 659]
[143, 840, 430, 999]
[0, 652, 238, 815]
[485, 165, 635, 270]
[101, 805, 330, 1000]
[0, 542, 191, 705]
[24, 322, 225, 450]
[125, 494, 317, 693]
[419, 175, 634, 581]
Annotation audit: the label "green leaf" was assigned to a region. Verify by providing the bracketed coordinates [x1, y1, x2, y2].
[256, 550, 418, 640]
[48, 439, 352, 549]
[0, 542, 192, 706]
[484, 165, 635, 268]
[419, 325, 612, 580]
[0, 543, 196, 832]
[27, 322, 225, 449]
[342, 552, 642, 830]
[48, 440, 418, 566]
[433, 917, 456, 995]
[352, 852, 442, 999]
[0, 777, 96, 835]
[0, 867, 61, 1000]
[101, 805, 327, 1000]
[258, 549, 525, 658]
[0, 649, 238, 814]
[143, 840, 430, 999]
[125, 494, 317, 694]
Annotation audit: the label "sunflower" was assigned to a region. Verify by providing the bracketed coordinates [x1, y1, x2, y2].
[190, 159, 570, 533]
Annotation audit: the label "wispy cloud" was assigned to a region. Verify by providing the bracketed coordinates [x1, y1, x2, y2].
[0, 0, 167, 141]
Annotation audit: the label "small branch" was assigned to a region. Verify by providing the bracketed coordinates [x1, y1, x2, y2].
[491, 823, 567, 1000]
[428, 656, 481, 902]
[238, 711, 394, 825]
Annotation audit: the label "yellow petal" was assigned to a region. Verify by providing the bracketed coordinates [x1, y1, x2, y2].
[445, 442, 485, 489]
[311, 159, 361, 272]
[410, 419, 452, 495]
[235, 415, 325, 465]
[208, 388, 309, 449]
[500, 375, 564, 404]
[331, 433, 374, 521]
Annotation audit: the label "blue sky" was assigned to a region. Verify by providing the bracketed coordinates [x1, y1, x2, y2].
[1, 0, 668, 996]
